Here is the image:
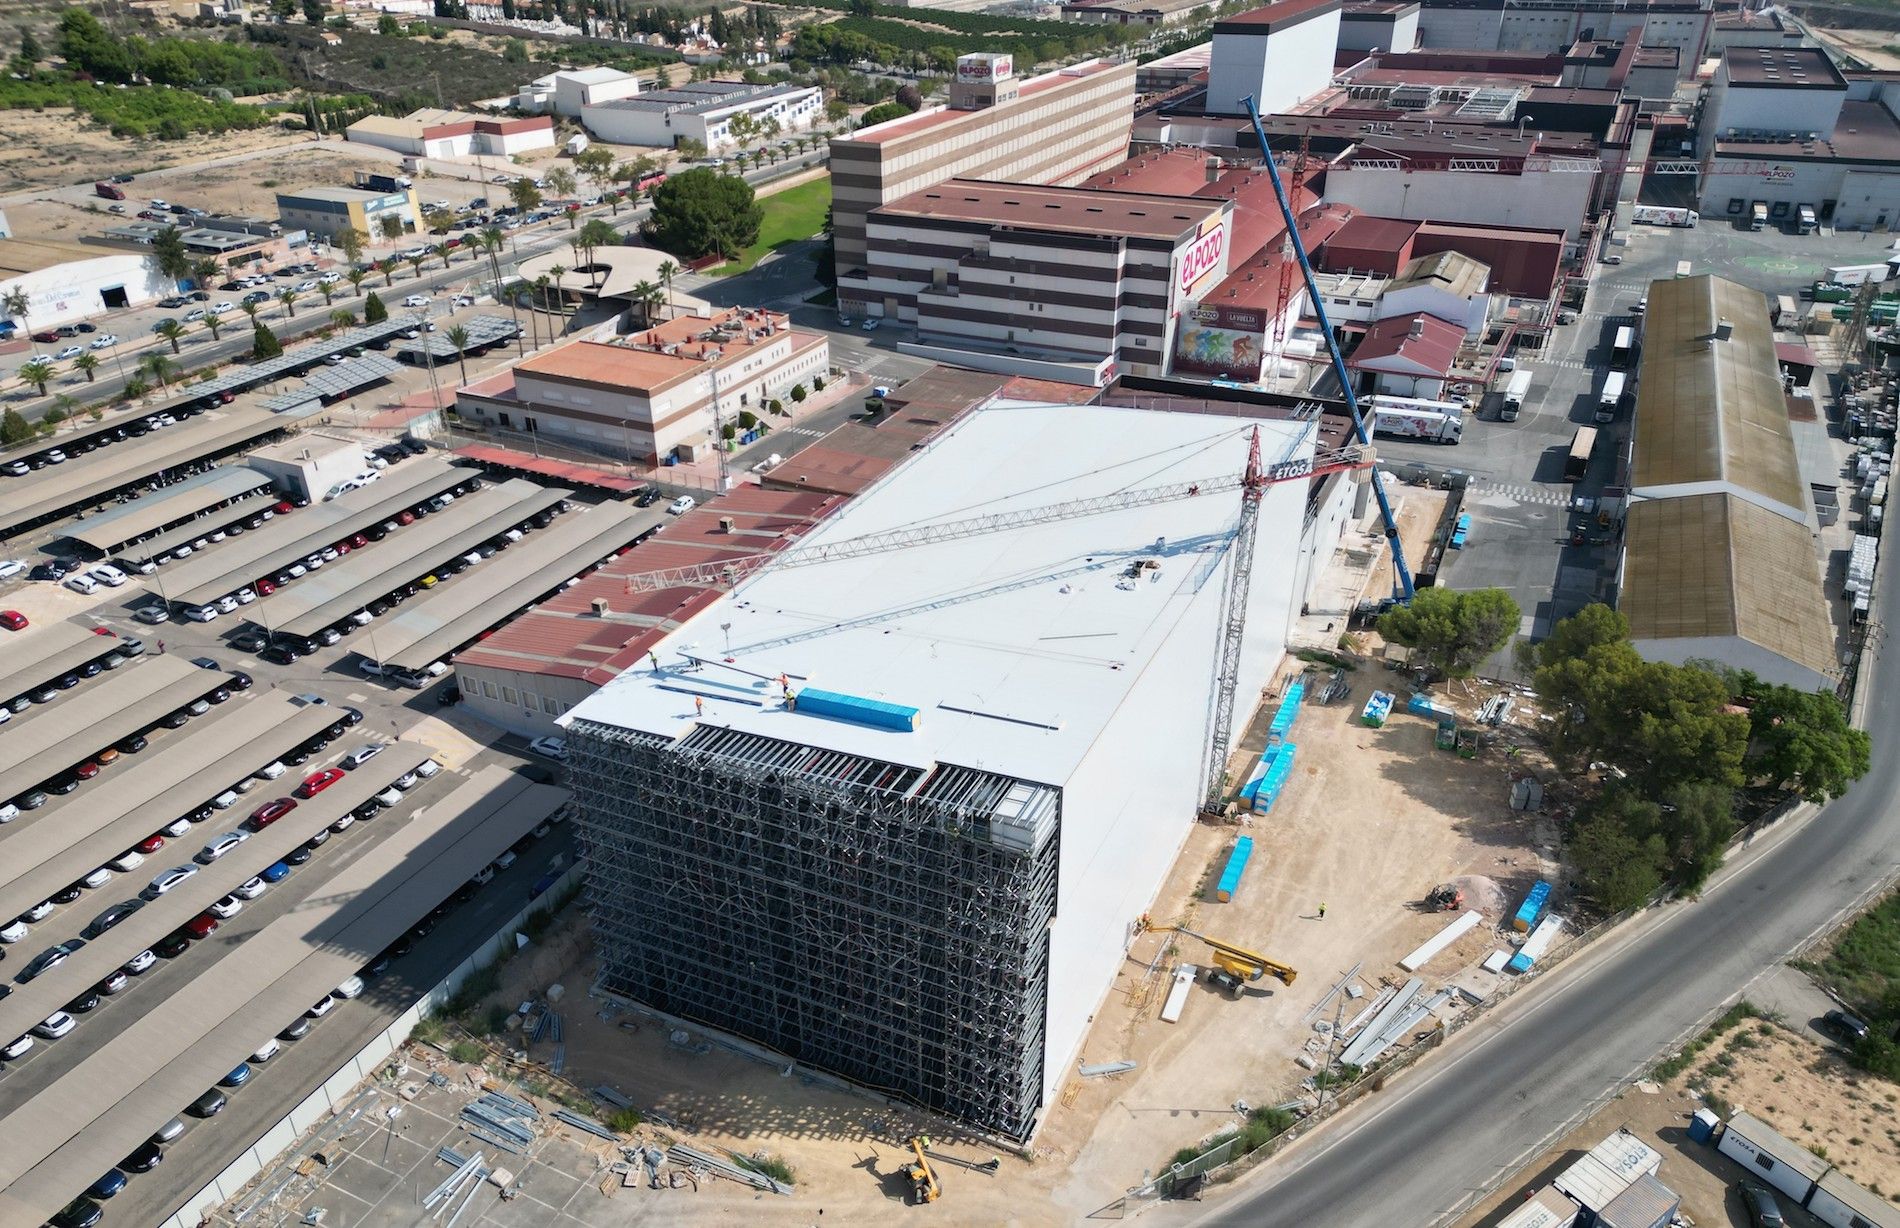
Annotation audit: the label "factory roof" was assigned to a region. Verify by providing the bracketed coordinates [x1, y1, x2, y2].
[1387, 249, 1489, 298]
[276, 185, 409, 205]
[878, 179, 1220, 241]
[560, 404, 1318, 786]
[1346, 312, 1464, 376]
[1716, 101, 1900, 165]
[1722, 45, 1846, 89]
[1082, 149, 1319, 264]
[1213, 0, 1342, 34]
[587, 81, 804, 116]
[0, 239, 123, 278]
[1342, 0, 1419, 14]
[513, 308, 797, 394]
[842, 59, 1128, 146]
[1632, 275, 1807, 520]
[1622, 493, 1835, 682]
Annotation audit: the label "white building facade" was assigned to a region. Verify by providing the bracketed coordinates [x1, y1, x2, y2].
[1206, 0, 1344, 117]
[518, 67, 643, 117]
[0, 248, 174, 330]
[581, 82, 822, 151]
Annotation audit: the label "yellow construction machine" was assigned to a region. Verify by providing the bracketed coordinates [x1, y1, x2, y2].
[905, 1135, 941, 1204]
[1143, 920, 1298, 997]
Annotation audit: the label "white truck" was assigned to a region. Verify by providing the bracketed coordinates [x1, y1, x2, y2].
[1828, 262, 1891, 287]
[1632, 205, 1698, 228]
[1597, 371, 1626, 423]
[1500, 369, 1532, 421]
[1367, 396, 1463, 445]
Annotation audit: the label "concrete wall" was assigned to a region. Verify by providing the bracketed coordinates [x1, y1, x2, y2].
[158, 862, 583, 1228]
[247, 443, 368, 504]
[1041, 465, 1306, 1106]
[1706, 78, 1845, 142]
[1, 253, 174, 329]
[1338, 8, 1418, 52]
[1324, 166, 1595, 242]
[1206, 12, 1341, 117]
[458, 664, 598, 737]
[1630, 633, 1832, 694]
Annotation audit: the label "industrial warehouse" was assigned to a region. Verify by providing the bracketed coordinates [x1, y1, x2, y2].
[559, 402, 1363, 1139]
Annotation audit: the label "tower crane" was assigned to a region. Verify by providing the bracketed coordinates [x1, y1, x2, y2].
[620, 434, 1369, 814]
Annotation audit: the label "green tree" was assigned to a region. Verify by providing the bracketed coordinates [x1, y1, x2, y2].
[19, 26, 42, 66]
[1376, 586, 1519, 680]
[201, 313, 223, 342]
[191, 257, 222, 291]
[641, 168, 762, 261]
[303, 0, 326, 22]
[278, 288, 300, 318]
[364, 291, 389, 323]
[445, 324, 470, 385]
[154, 319, 187, 354]
[1655, 780, 1737, 891]
[16, 358, 53, 396]
[330, 308, 355, 329]
[139, 352, 176, 389]
[338, 228, 367, 267]
[1736, 681, 1871, 802]
[677, 136, 708, 162]
[509, 177, 543, 213]
[790, 383, 807, 402]
[1, 287, 28, 326]
[72, 352, 99, 383]
[1568, 811, 1667, 912]
[152, 226, 192, 284]
[376, 259, 396, 288]
[377, 12, 401, 34]
[251, 321, 282, 359]
[433, 241, 454, 271]
[424, 209, 455, 235]
[347, 267, 368, 298]
[858, 100, 911, 127]
[0, 407, 32, 444]
[656, 258, 677, 318]
[379, 215, 405, 243]
[406, 254, 426, 281]
[502, 37, 527, 63]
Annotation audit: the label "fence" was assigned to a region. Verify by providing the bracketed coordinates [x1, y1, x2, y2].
[173, 861, 585, 1228]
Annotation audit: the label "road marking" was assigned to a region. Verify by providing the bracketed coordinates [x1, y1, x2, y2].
[1475, 482, 1572, 508]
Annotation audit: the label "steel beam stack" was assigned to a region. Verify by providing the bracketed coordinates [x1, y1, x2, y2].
[565, 719, 1062, 1141]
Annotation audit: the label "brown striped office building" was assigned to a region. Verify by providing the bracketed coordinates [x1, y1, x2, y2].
[829, 54, 1137, 282]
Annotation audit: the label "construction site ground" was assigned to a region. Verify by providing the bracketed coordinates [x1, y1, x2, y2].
[1454, 1010, 1900, 1228]
[400, 660, 1568, 1225]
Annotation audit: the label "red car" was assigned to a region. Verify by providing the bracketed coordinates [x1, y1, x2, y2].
[348, 533, 367, 549]
[0, 610, 26, 631]
[255, 578, 278, 596]
[134, 834, 166, 854]
[186, 913, 220, 939]
[273, 501, 294, 514]
[247, 797, 298, 830]
[397, 511, 416, 526]
[91, 626, 116, 637]
[74, 761, 100, 780]
[295, 768, 345, 799]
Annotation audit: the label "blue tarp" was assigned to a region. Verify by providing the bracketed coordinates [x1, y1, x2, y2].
[1513, 880, 1551, 932]
[794, 688, 921, 732]
[1214, 836, 1254, 902]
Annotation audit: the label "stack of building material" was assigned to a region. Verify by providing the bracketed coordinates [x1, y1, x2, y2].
[1239, 679, 1305, 813]
[668, 1143, 793, 1194]
[1213, 836, 1254, 902]
[1399, 909, 1483, 972]
[1512, 881, 1551, 933]
[1847, 532, 1879, 623]
[460, 1093, 538, 1154]
[1362, 691, 1394, 727]
[1507, 915, 1565, 973]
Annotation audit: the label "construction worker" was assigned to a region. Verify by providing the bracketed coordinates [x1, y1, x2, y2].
[1318, 901, 1328, 920]
[649, 650, 661, 673]
[693, 696, 704, 716]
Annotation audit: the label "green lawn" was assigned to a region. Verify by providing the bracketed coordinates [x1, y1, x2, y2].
[715, 176, 831, 276]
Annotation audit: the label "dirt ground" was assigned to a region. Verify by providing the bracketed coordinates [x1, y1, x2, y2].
[474, 657, 1566, 1222]
[1809, 25, 1900, 72]
[0, 109, 315, 198]
[1456, 1018, 1900, 1228]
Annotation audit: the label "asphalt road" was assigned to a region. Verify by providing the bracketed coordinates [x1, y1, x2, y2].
[1175, 556, 1898, 1227]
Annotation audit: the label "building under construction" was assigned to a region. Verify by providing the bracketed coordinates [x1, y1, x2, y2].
[562, 402, 1346, 1139]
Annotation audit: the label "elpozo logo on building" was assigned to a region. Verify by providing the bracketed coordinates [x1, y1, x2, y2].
[1177, 223, 1225, 296]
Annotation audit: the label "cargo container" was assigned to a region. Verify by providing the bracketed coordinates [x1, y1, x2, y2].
[1631, 205, 1696, 228]
[353, 171, 413, 192]
[1512, 880, 1551, 932]
[1498, 1186, 1581, 1228]
[1772, 294, 1799, 327]
[1610, 326, 1636, 368]
[1507, 914, 1564, 972]
[1552, 1130, 1662, 1218]
[1827, 262, 1889, 287]
[1807, 1166, 1900, 1228]
[1566, 427, 1598, 481]
[1596, 1173, 1681, 1228]
[1596, 373, 1625, 424]
[1501, 369, 1532, 420]
[1750, 201, 1768, 230]
[1798, 204, 1817, 234]
[1716, 1111, 1830, 1206]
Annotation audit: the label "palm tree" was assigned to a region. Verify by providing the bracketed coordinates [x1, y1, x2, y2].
[201, 313, 223, 342]
[2, 287, 29, 329]
[319, 281, 336, 306]
[656, 259, 677, 320]
[377, 259, 396, 288]
[434, 242, 454, 271]
[347, 268, 368, 298]
[155, 319, 186, 354]
[576, 219, 618, 287]
[445, 324, 470, 386]
[406, 254, 426, 281]
[630, 279, 660, 326]
[533, 275, 552, 322]
[330, 308, 356, 329]
[547, 265, 566, 314]
[72, 352, 99, 383]
[239, 301, 260, 324]
[139, 352, 177, 389]
[278, 288, 299, 318]
[17, 358, 52, 396]
[192, 257, 223, 293]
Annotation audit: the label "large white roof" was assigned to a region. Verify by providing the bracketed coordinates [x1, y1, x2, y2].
[563, 403, 1317, 787]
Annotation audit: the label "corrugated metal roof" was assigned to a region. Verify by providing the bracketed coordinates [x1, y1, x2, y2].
[1814, 1167, 1900, 1227]
[1497, 1186, 1580, 1228]
[1387, 249, 1490, 299]
[1552, 1131, 1660, 1213]
[1632, 275, 1806, 519]
[1622, 492, 1834, 679]
[1596, 1173, 1679, 1228]
[64, 467, 272, 552]
[1724, 1112, 1834, 1183]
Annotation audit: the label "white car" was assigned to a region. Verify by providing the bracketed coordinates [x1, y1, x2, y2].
[334, 975, 365, 1000]
[88, 564, 127, 587]
[143, 865, 198, 897]
[317, 272, 341, 285]
[328, 813, 355, 833]
[89, 334, 119, 349]
[123, 949, 156, 975]
[108, 851, 145, 873]
[0, 559, 21, 579]
[393, 770, 419, 791]
[64, 574, 99, 595]
[210, 301, 234, 315]
[197, 830, 249, 863]
[0, 919, 27, 944]
[234, 876, 268, 900]
[161, 817, 192, 837]
[32, 1012, 74, 1040]
[2, 1034, 32, 1059]
[256, 761, 287, 780]
[306, 995, 337, 1018]
[374, 787, 402, 808]
[135, 605, 172, 624]
[0, 802, 18, 824]
[294, 279, 318, 293]
[79, 867, 112, 889]
[54, 345, 84, 361]
[214, 595, 239, 614]
[234, 587, 256, 605]
[183, 604, 218, 622]
[251, 1038, 281, 1063]
[666, 495, 696, 516]
[183, 308, 207, 322]
[21, 901, 55, 923]
[207, 895, 243, 918]
[528, 736, 567, 761]
[342, 744, 385, 769]
[414, 759, 441, 779]
[402, 294, 431, 308]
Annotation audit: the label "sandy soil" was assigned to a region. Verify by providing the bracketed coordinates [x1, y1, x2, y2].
[1809, 25, 1900, 72]
[0, 110, 316, 199]
[1457, 1020, 1900, 1228]
[477, 653, 1564, 1222]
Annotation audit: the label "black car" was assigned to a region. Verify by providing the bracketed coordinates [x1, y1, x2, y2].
[284, 845, 313, 866]
[367, 599, 392, 617]
[47, 776, 80, 796]
[341, 706, 364, 727]
[259, 646, 299, 667]
[207, 686, 232, 705]
[438, 685, 461, 706]
[154, 931, 192, 959]
[374, 443, 407, 463]
[229, 671, 253, 691]
[84, 901, 143, 937]
[1740, 1182, 1784, 1228]
[51, 884, 83, 905]
[399, 436, 428, 455]
[65, 990, 101, 1014]
[635, 487, 662, 507]
[116, 733, 148, 754]
[56, 673, 81, 690]
[159, 711, 189, 729]
[1822, 1008, 1870, 1044]
[190, 656, 221, 671]
[29, 684, 59, 703]
[186, 1088, 226, 1118]
[51, 1199, 103, 1228]
[29, 562, 68, 581]
[15, 790, 48, 811]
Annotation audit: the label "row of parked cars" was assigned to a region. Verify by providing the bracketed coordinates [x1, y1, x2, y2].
[0, 402, 223, 477]
[0, 634, 164, 819]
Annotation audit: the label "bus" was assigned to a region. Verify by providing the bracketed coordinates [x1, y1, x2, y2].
[1566, 426, 1598, 482]
[1611, 326, 1636, 368]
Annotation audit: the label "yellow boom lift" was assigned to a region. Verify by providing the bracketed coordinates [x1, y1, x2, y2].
[1142, 919, 1298, 998]
[905, 1135, 941, 1204]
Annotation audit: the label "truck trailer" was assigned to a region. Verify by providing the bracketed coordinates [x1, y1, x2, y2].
[1501, 369, 1532, 421]
[1367, 396, 1463, 445]
[1632, 205, 1697, 228]
[1596, 372, 1625, 423]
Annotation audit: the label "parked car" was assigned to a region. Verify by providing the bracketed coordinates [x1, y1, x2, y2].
[528, 736, 568, 761]
[1821, 1008, 1870, 1044]
[1740, 1182, 1784, 1228]
[196, 831, 249, 863]
[246, 798, 297, 831]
